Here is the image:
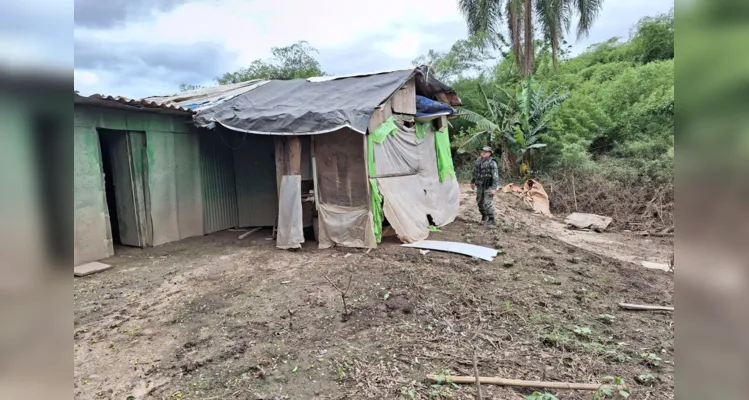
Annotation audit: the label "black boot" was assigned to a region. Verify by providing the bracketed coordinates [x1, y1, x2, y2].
[480, 212, 487, 224]
[486, 217, 495, 226]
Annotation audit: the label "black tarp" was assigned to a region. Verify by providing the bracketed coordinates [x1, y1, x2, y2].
[193, 69, 418, 135]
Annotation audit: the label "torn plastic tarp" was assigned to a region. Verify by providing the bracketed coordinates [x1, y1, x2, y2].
[501, 179, 552, 217]
[368, 118, 459, 243]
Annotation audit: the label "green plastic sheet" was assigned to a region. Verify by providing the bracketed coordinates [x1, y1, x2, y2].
[369, 116, 398, 143]
[369, 178, 383, 243]
[434, 126, 456, 181]
[367, 120, 394, 244]
[414, 122, 428, 139]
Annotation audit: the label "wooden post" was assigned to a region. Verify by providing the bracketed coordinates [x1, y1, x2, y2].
[310, 136, 320, 211]
[287, 136, 301, 175]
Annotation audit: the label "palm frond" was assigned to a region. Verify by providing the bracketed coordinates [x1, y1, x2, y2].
[457, 130, 490, 153]
[459, 0, 505, 36]
[458, 108, 500, 132]
[573, 0, 604, 39]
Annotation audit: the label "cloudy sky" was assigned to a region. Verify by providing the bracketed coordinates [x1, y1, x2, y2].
[67, 0, 673, 99]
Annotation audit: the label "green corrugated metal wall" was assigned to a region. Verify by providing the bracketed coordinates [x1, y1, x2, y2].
[73, 105, 204, 264]
[199, 130, 239, 233]
[233, 132, 278, 227]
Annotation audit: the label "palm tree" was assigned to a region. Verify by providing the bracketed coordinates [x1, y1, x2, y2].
[513, 77, 570, 172]
[458, 0, 603, 75]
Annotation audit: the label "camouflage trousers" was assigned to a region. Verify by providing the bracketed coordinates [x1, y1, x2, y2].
[476, 186, 495, 220]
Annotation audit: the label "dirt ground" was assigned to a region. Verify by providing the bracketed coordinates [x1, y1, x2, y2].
[74, 185, 674, 400]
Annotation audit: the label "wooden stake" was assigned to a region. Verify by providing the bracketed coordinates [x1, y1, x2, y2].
[425, 375, 627, 391]
[472, 351, 482, 400]
[618, 303, 674, 312]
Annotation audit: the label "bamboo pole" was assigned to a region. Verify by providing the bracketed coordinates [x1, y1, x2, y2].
[618, 303, 674, 311]
[425, 375, 627, 391]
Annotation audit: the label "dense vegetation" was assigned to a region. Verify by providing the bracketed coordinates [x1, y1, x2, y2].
[437, 10, 674, 230]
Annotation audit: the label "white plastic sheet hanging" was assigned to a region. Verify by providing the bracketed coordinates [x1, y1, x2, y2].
[276, 175, 304, 249]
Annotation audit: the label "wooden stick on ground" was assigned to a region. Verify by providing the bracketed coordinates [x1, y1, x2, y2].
[426, 375, 628, 391]
[618, 303, 674, 312]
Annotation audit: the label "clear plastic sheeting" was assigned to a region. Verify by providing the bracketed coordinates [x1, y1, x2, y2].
[276, 175, 304, 249]
[371, 119, 459, 243]
[316, 204, 376, 248]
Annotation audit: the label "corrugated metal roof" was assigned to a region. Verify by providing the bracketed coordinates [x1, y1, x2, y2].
[142, 80, 270, 112]
[74, 91, 194, 114]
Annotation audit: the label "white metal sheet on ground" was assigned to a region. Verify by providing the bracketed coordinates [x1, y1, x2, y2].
[74, 262, 113, 277]
[401, 240, 499, 261]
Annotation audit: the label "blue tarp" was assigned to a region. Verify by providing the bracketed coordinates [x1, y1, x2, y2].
[415, 95, 455, 117]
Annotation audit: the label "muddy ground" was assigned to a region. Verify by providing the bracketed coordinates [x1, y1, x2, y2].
[74, 186, 674, 400]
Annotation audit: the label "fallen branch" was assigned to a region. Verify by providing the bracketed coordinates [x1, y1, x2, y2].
[618, 303, 674, 312]
[426, 375, 627, 391]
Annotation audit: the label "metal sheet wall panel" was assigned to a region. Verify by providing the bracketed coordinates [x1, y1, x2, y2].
[233, 133, 278, 227]
[200, 131, 239, 233]
[174, 132, 204, 239]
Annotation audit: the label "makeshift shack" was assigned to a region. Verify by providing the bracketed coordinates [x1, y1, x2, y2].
[147, 67, 462, 249]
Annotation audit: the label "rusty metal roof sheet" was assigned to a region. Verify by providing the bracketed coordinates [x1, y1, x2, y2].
[74, 91, 195, 114]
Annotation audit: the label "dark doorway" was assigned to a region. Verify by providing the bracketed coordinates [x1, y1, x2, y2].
[97, 129, 149, 249]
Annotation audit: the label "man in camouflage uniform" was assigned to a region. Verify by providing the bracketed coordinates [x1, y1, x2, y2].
[470, 146, 500, 225]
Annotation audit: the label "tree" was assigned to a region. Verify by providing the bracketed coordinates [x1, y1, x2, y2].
[412, 33, 506, 83]
[458, 0, 604, 75]
[629, 9, 674, 64]
[216, 41, 325, 84]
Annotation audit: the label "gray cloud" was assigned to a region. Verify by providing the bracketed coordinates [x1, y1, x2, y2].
[318, 20, 467, 76]
[318, 45, 411, 76]
[74, 0, 186, 28]
[75, 36, 237, 96]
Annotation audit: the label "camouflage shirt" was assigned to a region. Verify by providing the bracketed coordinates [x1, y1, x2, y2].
[471, 156, 500, 190]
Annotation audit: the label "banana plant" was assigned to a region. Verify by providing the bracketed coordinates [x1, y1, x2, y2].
[513, 75, 570, 175]
[457, 82, 517, 154]
[457, 75, 568, 177]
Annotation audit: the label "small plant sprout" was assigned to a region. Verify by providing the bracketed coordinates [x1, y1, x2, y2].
[598, 314, 616, 324]
[641, 353, 662, 368]
[636, 373, 656, 385]
[434, 369, 458, 388]
[573, 326, 592, 336]
[525, 392, 559, 400]
[593, 376, 631, 400]
[384, 292, 391, 301]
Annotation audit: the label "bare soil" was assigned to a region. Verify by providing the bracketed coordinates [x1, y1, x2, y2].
[74, 185, 674, 400]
